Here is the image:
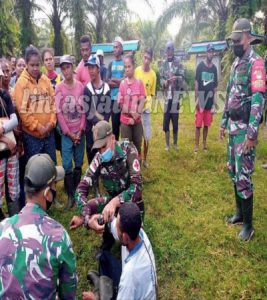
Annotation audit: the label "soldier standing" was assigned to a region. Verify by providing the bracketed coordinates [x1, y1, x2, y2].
[220, 18, 266, 241]
[160, 41, 185, 151]
[0, 154, 77, 298]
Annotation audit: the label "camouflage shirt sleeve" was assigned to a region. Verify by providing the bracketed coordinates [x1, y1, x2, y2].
[220, 69, 233, 129]
[74, 154, 100, 215]
[159, 61, 167, 88]
[118, 143, 142, 203]
[247, 59, 266, 140]
[58, 230, 77, 300]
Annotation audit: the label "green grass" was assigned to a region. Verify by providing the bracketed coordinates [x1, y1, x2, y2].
[50, 98, 267, 299]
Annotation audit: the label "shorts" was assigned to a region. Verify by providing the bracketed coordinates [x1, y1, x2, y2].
[195, 109, 213, 128]
[142, 111, 152, 141]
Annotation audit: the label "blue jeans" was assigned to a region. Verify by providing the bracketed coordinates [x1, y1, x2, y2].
[61, 134, 85, 174]
[23, 132, 57, 164]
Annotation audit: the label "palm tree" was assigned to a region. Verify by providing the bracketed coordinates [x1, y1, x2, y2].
[156, 0, 229, 46]
[36, 0, 71, 55]
[15, 0, 37, 53]
[0, 0, 20, 56]
[85, 0, 128, 43]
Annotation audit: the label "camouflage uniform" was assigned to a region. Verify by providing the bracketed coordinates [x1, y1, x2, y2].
[75, 140, 143, 223]
[160, 56, 185, 131]
[0, 203, 77, 299]
[221, 48, 265, 199]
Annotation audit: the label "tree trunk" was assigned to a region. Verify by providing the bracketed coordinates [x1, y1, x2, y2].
[17, 0, 36, 52]
[52, 0, 63, 55]
[95, 0, 103, 43]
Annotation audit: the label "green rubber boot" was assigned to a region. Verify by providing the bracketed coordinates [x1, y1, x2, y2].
[64, 172, 75, 209]
[238, 195, 254, 241]
[165, 132, 170, 151]
[227, 186, 243, 225]
[99, 275, 113, 300]
[87, 270, 100, 299]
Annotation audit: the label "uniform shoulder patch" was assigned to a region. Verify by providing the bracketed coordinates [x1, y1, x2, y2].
[132, 159, 140, 172]
[251, 58, 266, 93]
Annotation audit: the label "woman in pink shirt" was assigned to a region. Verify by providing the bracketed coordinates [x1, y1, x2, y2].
[55, 55, 86, 208]
[118, 55, 145, 156]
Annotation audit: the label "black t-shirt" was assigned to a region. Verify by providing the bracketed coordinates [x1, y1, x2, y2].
[195, 61, 218, 110]
[0, 89, 15, 160]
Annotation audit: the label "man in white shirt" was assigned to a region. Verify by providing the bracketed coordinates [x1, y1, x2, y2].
[82, 203, 157, 300]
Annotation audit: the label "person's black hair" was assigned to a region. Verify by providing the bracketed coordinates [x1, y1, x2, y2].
[15, 57, 26, 66]
[144, 47, 153, 59]
[41, 48, 55, 62]
[124, 54, 135, 66]
[119, 203, 141, 240]
[80, 35, 91, 45]
[25, 46, 40, 64]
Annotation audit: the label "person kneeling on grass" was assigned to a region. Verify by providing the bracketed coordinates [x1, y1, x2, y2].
[70, 120, 144, 250]
[82, 203, 157, 300]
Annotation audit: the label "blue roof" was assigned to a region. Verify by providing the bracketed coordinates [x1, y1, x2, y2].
[188, 40, 227, 54]
[92, 40, 140, 54]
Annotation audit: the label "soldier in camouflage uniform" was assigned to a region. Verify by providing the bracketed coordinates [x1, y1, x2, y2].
[0, 154, 77, 299]
[220, 19, 266, 241]
[70, 121, 143, 240]
[160, 41, 185, 151]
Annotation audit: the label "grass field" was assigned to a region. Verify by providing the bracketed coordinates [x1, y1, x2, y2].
[50, 98, 267, 300]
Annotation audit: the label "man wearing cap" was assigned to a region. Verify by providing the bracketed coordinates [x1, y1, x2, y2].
[107, 37, 125, 140]
[160, 41, 185, 151]
[194, 43, 218, 152]
[84, 55, 111, 164]
[76, 35, 92, 86]
[220, 18, 266, 241]
[55, 55, 86, 208]
[0, 154, 77, 298]
[96, 49, 107, 81]
[70, 121, 143, 246]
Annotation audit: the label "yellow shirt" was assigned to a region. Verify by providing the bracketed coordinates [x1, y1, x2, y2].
[135, 66, 156, 112]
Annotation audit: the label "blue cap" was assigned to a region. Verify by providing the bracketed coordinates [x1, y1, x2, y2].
[85, 55, 100, 68]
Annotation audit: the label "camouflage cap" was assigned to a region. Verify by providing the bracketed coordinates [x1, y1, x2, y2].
[228, 18, 251, 41]
[92, 121, 112, 149]
[25, 154, 65, 192]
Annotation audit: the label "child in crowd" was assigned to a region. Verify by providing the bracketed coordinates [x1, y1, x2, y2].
[55, 55, 86, 208]
[118, 55, 145, 156]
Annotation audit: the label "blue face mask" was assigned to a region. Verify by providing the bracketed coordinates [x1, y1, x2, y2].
[100, 147, 114, 163]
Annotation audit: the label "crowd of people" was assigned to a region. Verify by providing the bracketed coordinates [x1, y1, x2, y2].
[0, 16, 265, 299]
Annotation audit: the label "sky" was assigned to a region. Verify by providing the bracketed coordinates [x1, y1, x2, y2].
[35, 0, 181, 38]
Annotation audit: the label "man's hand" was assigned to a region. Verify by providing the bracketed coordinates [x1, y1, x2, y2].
[243, 138, 255, 154]
[88, 214, 105, 234]
[220, 127, 226, 140]
[102, 197, 120, 223]
[70, 215, 84, 230]
[82, 291, 96, 300]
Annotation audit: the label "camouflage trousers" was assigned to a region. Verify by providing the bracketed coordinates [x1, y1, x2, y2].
[227, 133, 255, 199]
